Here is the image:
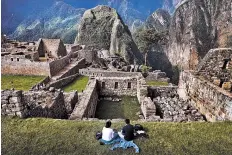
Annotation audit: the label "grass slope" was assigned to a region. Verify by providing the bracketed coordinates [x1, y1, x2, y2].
[146, 81, 169, 86]
[95, 96, 140, 120]
[1, 75, 46, 91]
[63, 76, 89, 92]
[2, 117, 232, 155]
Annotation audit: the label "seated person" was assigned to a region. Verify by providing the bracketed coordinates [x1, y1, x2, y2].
[118, 119, 134, 141]
[110, 119, 139, 153]
[100, 121, 120, 145]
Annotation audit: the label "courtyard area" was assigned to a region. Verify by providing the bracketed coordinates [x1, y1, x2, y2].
[2, 117, 232, 155]
[63, 76, 89, 92]
[95, 96, 140, 120]
[146, 80, 169, 86]
[1, 75, 46, 91]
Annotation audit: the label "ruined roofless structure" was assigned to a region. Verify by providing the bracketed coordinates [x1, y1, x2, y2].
[37, 38, 67, 58]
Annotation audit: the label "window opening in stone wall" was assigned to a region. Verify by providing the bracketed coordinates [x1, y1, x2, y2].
[102, 82, 105, 89]
[115, 82, 118, 89]
[222, 58, 231, 69]
[219, 79, 225, 88]
[17, 58, 19, 61]
[128, 82, 131, 89]
[11, 58, 13, 61]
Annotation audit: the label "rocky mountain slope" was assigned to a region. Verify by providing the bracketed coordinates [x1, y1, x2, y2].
[162, 0, 184, 13]
[146, 9, 171, 32]
[10, 1, 85, 43]
[133, 9, 173, 78]
[105, 0, 147, 33]
[167, 0, 232, 70]
[75, 5, 142, 64]
[8, 0, 148, 43]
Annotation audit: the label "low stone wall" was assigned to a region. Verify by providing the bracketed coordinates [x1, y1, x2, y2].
[1, 58, 50, 76]
[49, 53, 72, 76]
[48, 74, 79, 89]
[31, 76, 50, 90]
[63, 91, 78, 115]
[24, 90, 67, 119]
[97, 77, 138, 96]
[141, 97, 157, 120]
[147, 86, 179, 100]
[145, 71, 170, 82]
[79, 68, 141, 77]
[1, 90, 27, 118]
[58, 58, 86, 80]
[1, 89, 78, 119]
[179, 71, 232, 121]
[69, 79, 98, 120]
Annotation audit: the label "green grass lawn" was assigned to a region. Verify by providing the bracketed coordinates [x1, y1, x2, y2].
[1, 75, 46, 91]
[95, 96, 140, 120]
[63, 76, 89, 92]
[146, 81, 169, 86]
[2, 117, 232, 155]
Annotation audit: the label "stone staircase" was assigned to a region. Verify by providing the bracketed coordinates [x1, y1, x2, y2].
[50, 60, 79, 82]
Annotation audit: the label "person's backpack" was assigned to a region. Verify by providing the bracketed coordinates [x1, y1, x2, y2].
[95, 131, 102, 140]
[134, 124, 144, 131]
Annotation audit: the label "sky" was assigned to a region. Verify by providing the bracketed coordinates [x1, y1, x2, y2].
[2, 0, 164, 19]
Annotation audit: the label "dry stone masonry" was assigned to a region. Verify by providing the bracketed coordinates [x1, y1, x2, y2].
[1, 89, 78, 119]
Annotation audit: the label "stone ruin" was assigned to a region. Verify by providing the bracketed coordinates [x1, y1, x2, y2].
[1, 36, 232, 122]
[1, 89, 78, 119]
[148, 87, 205, 122]
[179, 48, 232, 121]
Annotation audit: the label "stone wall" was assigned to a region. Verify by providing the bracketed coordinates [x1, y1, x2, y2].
[48, 74, 80, 89]
[31, 76, 50, 90]
[146, 86, 205, 122]
[64, 91, 78, 116]
[1, 89, 78, 119]
[1, 57, 50, 76]
[179, 71, 232, 121]
[145, 70, 170, 82]
[148, 86, 179, 100]
[49, 53, 72, 76]
[1, 90, 27, 118]
[196, 48, 232, 92]
[37, 39, 67, 58]
[141, 97, 157, 120]
[57, 58, 86, 80]
[77, 49, 97, 63]
[69, 79, 98, 120]
[24, 90, 67, 119]
[79, 68, 141, 77]
[97, 77, 138, 96]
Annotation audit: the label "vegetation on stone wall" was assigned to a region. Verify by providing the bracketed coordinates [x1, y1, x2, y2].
[2, 117, 232, 155]
[1, 75, 46, 91]
[63, 76, 89, 92]
[171, 65, 181, 85]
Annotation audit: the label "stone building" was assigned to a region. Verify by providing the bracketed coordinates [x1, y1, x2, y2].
[179, 48, 232, 121]
[37, 39, 67, 58]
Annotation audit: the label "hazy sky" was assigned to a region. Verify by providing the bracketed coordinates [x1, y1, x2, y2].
[2, 0, 164, 19]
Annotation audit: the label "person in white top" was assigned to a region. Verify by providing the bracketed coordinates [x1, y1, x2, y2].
[100, 121, 121, 145]
[102, 121, 114, 141]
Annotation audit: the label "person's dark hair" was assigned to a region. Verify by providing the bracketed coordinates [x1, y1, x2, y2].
[105, 121, 112, 128]
[125, 119, 130, 124]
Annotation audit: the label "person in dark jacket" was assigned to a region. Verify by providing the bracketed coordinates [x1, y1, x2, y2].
[110, 119, 139, 153]
[122, 119, 134, 141]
